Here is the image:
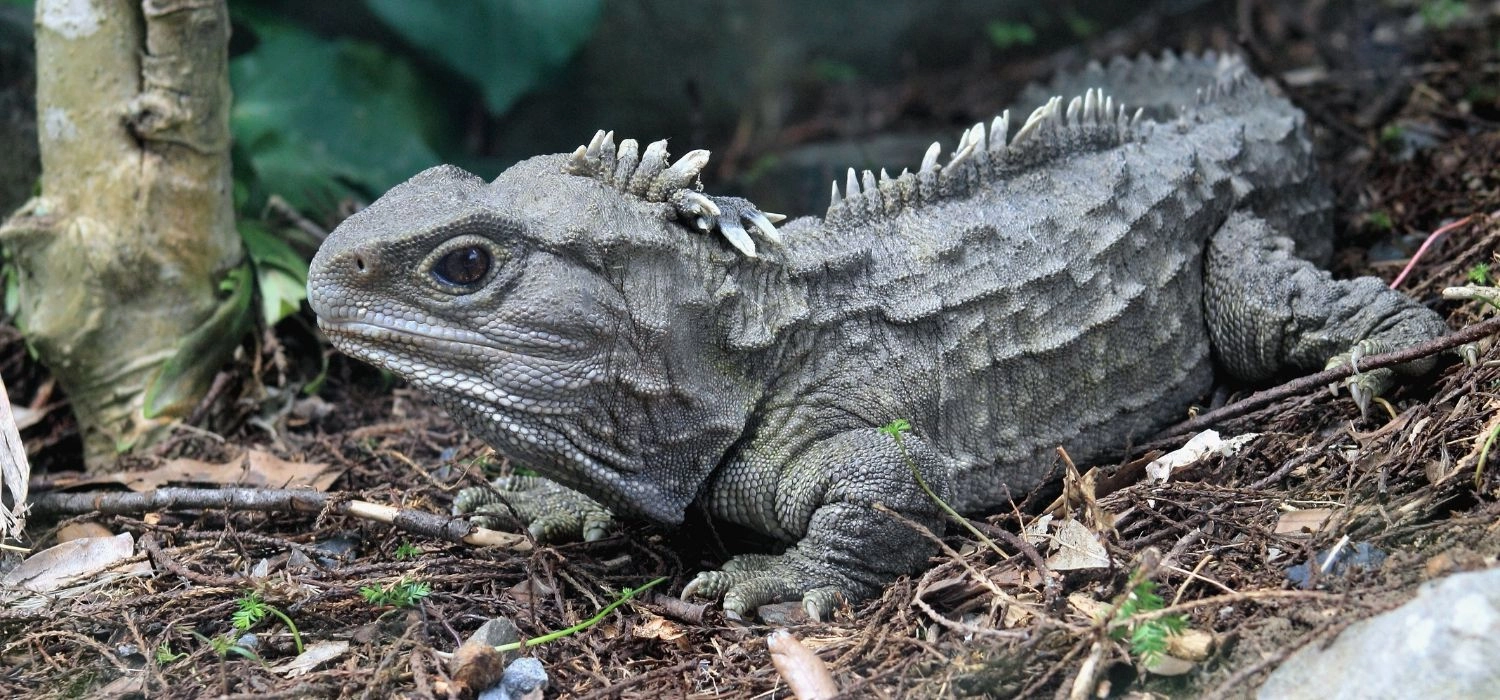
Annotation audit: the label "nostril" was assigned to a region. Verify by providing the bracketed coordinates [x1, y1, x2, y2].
[353, 254, 367, 273]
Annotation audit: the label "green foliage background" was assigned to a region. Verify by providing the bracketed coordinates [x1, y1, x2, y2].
[230, 0, 603, 220]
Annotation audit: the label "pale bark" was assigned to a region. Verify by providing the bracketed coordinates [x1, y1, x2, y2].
[0, 0, 243, 466]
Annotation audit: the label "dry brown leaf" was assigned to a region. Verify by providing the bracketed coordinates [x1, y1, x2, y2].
[56, 522, 114, 542]
[633, 612, 688, 644]
[1045, 518, 1111, 571]
[1166, 628, 1216, 661]
[0, 376, 31, 541]
[507, 577, 553, 607]
[269, 640, 350, 677]
[1145, 655, 1197, 676]
[244, 450, 342, 490]
[1274, 508, 1336, 537]
[1067, 592, 1111, 623]
[767, 630, 838, 700]
[0, 532, 136, 593]
[1002, 602, 1033, 628]
[55, 449, 344, 492]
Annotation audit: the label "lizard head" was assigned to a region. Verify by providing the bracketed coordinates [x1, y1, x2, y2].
[307, 158, 763, 523]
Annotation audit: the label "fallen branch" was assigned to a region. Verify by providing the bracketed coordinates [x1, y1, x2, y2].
[1151, 315, 1500, 444]
[27, 487, 530, 551]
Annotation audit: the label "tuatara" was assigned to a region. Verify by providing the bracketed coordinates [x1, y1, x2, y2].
[307, 51, 1448, 618]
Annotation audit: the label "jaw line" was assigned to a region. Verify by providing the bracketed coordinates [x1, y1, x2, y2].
[318, 315, 591, 360]
[543, 417, 689, 525]
[320, 319, 689, 523]
[319, 318, 524, 359]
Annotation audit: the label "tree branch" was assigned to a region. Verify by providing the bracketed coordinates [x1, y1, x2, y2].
[28, 487, 531, 551]
[1152, 315, 1500, 444]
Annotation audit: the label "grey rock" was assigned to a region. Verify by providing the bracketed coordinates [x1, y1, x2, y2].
[1258, 567, 1500, 700]
[479, 657, 548, 700]
[308, 51, 1448, 620]
[465, 617, 521, 649]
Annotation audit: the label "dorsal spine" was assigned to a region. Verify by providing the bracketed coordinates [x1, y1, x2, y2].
[826, 88, 1140, 227]
[826, 50, 1261, 227]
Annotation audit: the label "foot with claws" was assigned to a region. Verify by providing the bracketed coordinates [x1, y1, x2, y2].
[1326, 340, 1481, 417]
[671, 191, 785, 258]
[1324, 339, 1397, 417]
[679, 427, 951, 620]
[681, 552, 860, 621]
[564, 128, 785, 258]
[454, 476, 615, 543]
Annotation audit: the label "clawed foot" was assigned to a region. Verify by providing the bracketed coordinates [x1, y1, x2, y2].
[671, 191, 785, 258]
[680, 551, 865, 621]
[453, 475, 615, 542]
[1325, 340, 1394, 417]
[1458, 342, 1481, 367]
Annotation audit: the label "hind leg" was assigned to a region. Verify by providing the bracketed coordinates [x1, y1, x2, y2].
[1203, 210, 1448, 411]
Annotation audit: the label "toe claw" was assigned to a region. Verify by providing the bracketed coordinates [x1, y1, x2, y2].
[1461, 343, 1480, 367]
[1349, 381, 1371, 418]
[716, 217, 757, 258]
[801, 586, 843, 622]
[746, 210, 782, 244]
[680, 575, 705, 602]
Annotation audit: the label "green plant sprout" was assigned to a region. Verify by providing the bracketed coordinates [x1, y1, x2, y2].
[879, 419, 1008, 560]
[393, 541, 423, 560]
[494, 576, 668, 652]
[1467, 262, 1491, 286]
[154, 642, 186, 665]
[1109, 579, 1186, 667]
[986, 21, 1036, 50]
[192, 630, 261, 662]
[1419, 0, 1467, 29]
[360, 577, 433, 608]
[233, 591, 305, 655]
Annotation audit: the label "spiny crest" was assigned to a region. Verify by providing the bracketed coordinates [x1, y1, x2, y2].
[563, 129, 705, 201]
[1036, 49, 1261, 121]
[826, 87, 1141, 224]
[564, 130, 784, 258]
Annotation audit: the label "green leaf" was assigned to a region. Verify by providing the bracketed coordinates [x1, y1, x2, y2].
[239, 221, 309, 326]
[985, 21, 1036, 50]
[239, 221, 307, 279]
[257, 268, 306, 327]
[364, 0, 603, 114]
[230, 21, 442, 215]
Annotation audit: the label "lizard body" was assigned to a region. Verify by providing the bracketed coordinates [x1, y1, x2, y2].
[308, 51, 1447, 617]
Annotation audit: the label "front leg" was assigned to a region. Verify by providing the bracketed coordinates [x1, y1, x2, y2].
[684, 428, 948, 620]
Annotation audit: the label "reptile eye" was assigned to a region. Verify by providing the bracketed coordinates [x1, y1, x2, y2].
[432, 246, 490, 287]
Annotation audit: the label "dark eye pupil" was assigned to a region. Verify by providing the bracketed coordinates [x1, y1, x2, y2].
[434, 246, 490, 286]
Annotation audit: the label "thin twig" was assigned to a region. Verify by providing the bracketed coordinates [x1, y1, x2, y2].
[28, 487, 530, 550]
[1152, 315, 1500, 444]
[1390, 214, 1475, 289]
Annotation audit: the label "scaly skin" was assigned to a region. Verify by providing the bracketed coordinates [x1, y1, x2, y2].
[307, 51, 1448, 619]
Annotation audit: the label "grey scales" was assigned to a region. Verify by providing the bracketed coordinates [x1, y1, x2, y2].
[307, 51, 1449, 619]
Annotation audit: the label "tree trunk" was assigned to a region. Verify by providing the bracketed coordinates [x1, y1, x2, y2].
[0, 0, 244, 467]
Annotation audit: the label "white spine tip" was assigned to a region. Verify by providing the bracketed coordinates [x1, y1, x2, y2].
[921, 141, 941, 173]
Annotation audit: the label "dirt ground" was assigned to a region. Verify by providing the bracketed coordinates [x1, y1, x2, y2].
[4, 1, 1500, 698]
